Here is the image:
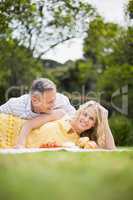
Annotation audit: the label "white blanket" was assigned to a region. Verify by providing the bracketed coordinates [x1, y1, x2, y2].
[0, 147, 132, 154]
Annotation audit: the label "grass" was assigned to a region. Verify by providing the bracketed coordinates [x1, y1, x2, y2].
[0, 149, 133, 200]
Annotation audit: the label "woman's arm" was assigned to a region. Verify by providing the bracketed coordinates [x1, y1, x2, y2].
[16, 109, 66, 148]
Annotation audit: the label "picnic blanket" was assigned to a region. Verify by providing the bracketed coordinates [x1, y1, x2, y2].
[0, 147, 132, 154]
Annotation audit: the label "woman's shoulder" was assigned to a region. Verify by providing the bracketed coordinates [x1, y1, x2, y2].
[41, 114, 71, 132]
[57, 115, 72, 132]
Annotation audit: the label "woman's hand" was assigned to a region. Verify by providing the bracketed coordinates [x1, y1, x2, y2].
[77, 137, 97, 149]
[77, 137, 90, 148]
[84, 141, 97, 149]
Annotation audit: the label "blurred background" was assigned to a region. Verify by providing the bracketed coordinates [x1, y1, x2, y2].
[0, 0, 133, 146]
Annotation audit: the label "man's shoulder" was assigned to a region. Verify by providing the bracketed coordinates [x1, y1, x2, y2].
[0, 94, 31, 117]
[10, 94, 30, 102]
[56, 92, 69, 101]
[55, 93, 76, 115]
[54, 93, 69, 109]
[17, 94, 30, 99]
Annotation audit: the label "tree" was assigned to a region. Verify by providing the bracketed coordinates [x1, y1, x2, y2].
[82, 12, 133, 118]
[97, 64, 133, 118]
[109, 26, 133, 66]
[0, 39, 45, 103]
[126, 0, 133, 19]
[0, 0, 37, 35]
[83, 16, 122, 70]
[0, 0, 96, 58]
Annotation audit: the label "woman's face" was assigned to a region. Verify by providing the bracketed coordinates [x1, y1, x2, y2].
[73, 107, 96, 134]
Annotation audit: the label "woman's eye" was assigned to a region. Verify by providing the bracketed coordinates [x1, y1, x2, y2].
[83, 112, 88, 117]
[83, 112, 94, 121]
[89, 116, 94, 121]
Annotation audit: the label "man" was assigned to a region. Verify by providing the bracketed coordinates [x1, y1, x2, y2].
[0, 78, 75, 119]
[0, 78, 76, 147]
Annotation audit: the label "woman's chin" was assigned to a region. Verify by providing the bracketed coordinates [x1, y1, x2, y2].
[77, 126, 86, 133]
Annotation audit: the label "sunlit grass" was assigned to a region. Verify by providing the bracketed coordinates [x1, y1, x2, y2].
[0, 149, 133, 200]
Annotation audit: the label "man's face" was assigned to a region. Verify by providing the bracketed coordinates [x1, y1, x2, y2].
[31, 89, 56, 113]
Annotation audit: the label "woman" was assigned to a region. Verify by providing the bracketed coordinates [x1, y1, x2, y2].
[0, 101, 115, 149]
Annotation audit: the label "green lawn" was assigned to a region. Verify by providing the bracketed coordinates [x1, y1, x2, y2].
[0, 150, 133, 200]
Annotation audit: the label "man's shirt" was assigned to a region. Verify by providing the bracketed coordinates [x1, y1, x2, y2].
[0, 93, 76, 119]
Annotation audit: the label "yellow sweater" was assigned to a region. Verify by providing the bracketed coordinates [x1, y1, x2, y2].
[0, 114, 79, 148]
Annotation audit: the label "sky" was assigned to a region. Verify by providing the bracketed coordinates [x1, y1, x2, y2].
[43, 0, 128, 63]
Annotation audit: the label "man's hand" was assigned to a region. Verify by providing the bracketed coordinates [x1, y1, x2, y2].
[15, 123, 31, 148]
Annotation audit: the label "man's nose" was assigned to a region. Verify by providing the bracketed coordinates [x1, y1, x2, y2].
[50, 103, 55, 109]
[52, 101, 55, 107]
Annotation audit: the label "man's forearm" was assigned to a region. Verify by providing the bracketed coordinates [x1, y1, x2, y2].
[26, 114, 53, 129]
[16, 115, 52, 147]
[16, 109, 66, 147]
[27, 109, 66, 130]
[16, 124, 31, 147]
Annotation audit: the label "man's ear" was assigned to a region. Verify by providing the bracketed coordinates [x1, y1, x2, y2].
[31, 95, 40, 105]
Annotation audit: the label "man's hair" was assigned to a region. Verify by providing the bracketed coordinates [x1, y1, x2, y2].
[31, 78, 56, 95]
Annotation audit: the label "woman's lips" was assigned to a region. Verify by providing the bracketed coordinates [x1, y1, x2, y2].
[79, 120, 88, 128]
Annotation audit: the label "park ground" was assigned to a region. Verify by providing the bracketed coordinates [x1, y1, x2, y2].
[0, 149, 133, 200]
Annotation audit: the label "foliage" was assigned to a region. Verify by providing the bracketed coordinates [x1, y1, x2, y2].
[0, 0, 132, 146]
[96, 64, 133, 118]
[83, 16, 122, 70]
[126, 0, 133, 19]
[0, 0, 37, 35]
[109, 115, 133, 146]
[110, 26, 133, 66]
[0, 0, 96, 58]
[0, 39, 45, 103]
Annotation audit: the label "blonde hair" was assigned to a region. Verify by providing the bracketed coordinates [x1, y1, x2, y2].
[75, 100, 112, 148]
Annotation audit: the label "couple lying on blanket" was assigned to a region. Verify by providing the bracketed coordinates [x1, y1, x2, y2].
[0, 100, 115, 150]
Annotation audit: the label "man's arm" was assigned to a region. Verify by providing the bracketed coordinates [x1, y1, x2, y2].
[0, 95, 27, 117]
[16, 109, 66, 147]
[0, 99, 14, 114]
